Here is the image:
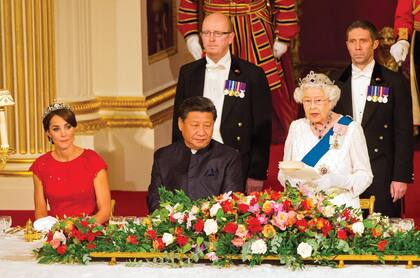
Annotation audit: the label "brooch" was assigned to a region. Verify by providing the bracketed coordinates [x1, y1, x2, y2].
[318, 164, 329, 175]
[329, 123, 348, 150]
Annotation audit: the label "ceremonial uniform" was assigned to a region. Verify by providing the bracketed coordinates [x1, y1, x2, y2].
[147, 140, 244, 212]
[333, 62, 414, 217]
[177, 0, 299, 142]
[394, 0, 420, 125]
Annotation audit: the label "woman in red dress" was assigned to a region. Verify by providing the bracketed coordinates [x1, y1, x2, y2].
[30, 103, 111, 224]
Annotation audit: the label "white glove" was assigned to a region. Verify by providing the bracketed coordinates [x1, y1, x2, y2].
[33, 216, 58, 233]
[186, 34, 203, 60]
[390, 40, 410, 64]
[313, 174, 351, 192]
[273, 40, 288, 58]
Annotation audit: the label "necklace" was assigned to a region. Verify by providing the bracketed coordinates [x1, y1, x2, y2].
[311, 112, 332, 139]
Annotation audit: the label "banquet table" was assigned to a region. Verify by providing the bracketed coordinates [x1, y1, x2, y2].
[0, 232, 419, 278]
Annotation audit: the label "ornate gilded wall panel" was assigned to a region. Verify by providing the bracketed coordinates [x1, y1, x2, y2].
[0, 0, 56, 154]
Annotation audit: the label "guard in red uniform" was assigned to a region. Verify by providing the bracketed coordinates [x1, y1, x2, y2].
[391, 0, 420, 126]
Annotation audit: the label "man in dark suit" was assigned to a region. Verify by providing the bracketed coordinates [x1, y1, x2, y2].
[172, 13, 271, 194]
[148, 96, 243, 212]
[332, 20, 414, 217]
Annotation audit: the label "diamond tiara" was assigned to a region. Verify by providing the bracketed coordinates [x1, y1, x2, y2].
[42, 102, 72, 119]
[298, 71, 335, 87]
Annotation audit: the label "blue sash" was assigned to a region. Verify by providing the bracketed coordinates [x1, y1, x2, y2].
[301, 116, 352, 167]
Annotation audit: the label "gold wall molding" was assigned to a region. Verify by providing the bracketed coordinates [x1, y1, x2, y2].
[69, 85, 176, 133]
[0, 170, 32, 177]
[69, 85, 176, 113]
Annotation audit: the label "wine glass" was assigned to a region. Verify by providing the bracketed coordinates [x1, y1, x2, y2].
[0, 216, 12, 235]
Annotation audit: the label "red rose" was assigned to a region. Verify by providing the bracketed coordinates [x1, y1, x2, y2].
[341, 209, 351, 221]
[175, 226, 183, 236]
[195, 219, 204, 233]
[86, 243, 96, 250]
[377, 240, 387, 251]
[146, 229, 157, 240]
[86, 232, 95, 242]
[295, 219, 307, 232]
[270, 191, 281, 201]
[56, 244, 67, 255]
[337, 229, 347, 240]
[47, 231, 54, 241]
[176, 234, 189, 247]
[80, 220, 89, 228]
[153, 238, 165, 251]
[246, 216, 262, 234]
[221, 200, 233, 213]
[126, 235, 138, 245]
[73, 230, 86, 241]
[95, 230, 103, 237]
[322, 221, 333, 237]
[223, 222, 238, 234]
[237, 203, 249, 214]
[282, 199, 292, 211]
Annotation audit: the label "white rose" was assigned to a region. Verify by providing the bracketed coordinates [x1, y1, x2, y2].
[203, 219, 218, 235]
[210, 203, 222, 217]
[251, 239, 267, 255]
[297, 242, 313, 258]
[162, 233, 174, 246]
[191, 205, 199, 214]
[53, 230, 67, 244]
[322, 205, 335, 218]
[351, 222, 365, 235]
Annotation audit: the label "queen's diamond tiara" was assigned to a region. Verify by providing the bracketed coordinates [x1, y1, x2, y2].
[42, 102, 72, 119]
[298, 71, 335, 87]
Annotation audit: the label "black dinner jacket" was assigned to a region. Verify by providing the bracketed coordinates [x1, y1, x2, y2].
[147, 140, 244, 213]
[172, 55, 272, 181]
[332, 62, 413, 215]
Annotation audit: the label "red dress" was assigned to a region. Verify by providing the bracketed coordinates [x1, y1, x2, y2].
[30, 149, 107, 219]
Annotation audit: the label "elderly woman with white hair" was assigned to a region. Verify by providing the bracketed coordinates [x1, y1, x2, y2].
[278, 71, 373, 208]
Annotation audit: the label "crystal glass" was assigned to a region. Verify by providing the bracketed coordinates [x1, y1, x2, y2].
[0, 216, 12, 235]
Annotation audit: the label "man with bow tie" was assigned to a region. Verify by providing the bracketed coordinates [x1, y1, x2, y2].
[172, 13, 272, 194]
[332, 20, 414, 217]
[148, 96, 244, 212]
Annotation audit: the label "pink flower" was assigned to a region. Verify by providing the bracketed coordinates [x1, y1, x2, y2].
[231, 237, 245, 247]
[271, 211, 289, 231]
[49, 239, 61, 249]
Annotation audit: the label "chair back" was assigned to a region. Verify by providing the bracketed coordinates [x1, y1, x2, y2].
[359, 195, 375, 215]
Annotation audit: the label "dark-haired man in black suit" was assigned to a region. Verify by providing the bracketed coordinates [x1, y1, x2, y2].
[332, 20, 414, 217]
[148, 96, 243, 213]
[172, 13, 271, 194]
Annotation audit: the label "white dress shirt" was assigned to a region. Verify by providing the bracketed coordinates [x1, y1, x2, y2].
[278, 118, 373, 208]
[351, 60, 375, 123]
[203, 51, 231, 144]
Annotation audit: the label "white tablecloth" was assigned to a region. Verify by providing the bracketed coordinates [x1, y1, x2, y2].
[0, 233, 419, 278]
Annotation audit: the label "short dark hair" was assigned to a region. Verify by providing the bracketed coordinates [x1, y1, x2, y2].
[346, 20, 378, 41]
[43, 107, 77, 132]
[178, 96, 217, 121]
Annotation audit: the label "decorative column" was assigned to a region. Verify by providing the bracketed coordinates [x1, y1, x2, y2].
[0, 0, 56, 158]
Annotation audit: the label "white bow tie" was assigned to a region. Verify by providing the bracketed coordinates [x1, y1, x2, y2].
[206, 63, 225, 71]
[352, 70, 371, 79]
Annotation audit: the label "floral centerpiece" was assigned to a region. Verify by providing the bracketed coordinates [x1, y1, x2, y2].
[34, 184, 420, 269]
